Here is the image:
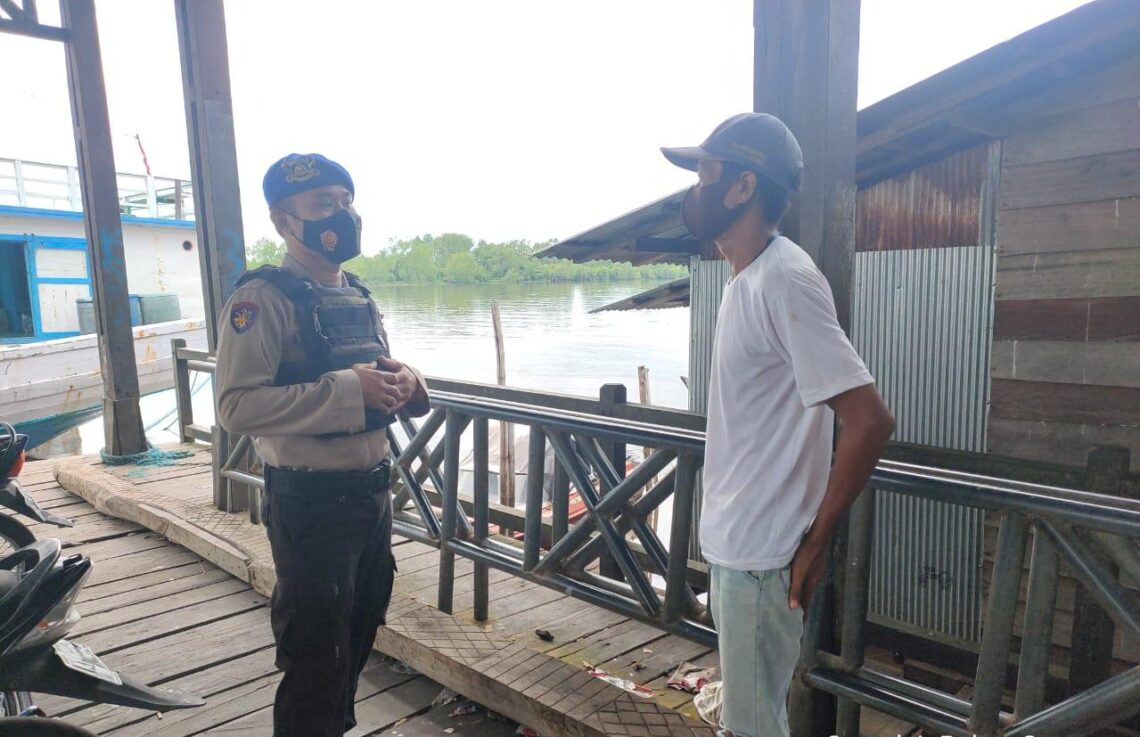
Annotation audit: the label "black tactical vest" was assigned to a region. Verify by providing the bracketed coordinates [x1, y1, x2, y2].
[235, 266, 395, 432]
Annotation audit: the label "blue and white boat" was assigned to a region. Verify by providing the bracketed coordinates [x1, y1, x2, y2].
[0, 157, 208, 448]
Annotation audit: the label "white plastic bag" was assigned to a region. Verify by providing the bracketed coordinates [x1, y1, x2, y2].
[694, 680, 723, 727]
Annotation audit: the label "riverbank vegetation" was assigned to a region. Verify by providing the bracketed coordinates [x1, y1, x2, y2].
[246, 234, 686, 284]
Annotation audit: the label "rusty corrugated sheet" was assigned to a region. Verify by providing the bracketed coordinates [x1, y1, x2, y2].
[857, 144, 987, 252]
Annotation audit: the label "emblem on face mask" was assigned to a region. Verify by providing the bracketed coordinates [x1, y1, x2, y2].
[320, 229, 338, 251]
[282, 155, 319, 183]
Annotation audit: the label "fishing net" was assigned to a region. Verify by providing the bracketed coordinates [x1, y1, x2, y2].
[100, 444, 193, 467]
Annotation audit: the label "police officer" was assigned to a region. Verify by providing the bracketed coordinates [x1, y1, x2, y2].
[215, 153, 429, 737]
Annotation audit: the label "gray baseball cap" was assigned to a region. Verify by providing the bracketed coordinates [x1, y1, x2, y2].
[662, 112, 804, 193]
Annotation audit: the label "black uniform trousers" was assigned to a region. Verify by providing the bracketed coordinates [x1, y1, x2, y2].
[262, 463, 396, 737]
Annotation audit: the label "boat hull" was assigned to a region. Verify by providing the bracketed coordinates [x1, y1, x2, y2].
[0, 319, 207, 444]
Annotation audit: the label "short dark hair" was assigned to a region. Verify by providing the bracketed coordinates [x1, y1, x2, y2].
[722, 161, 790, 225]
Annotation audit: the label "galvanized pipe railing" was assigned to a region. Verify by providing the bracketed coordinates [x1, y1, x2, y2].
[170, 344, 1140, 737]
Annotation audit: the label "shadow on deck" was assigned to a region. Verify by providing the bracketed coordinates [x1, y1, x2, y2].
[47, 446, 913, 737]
[18, 458, 519, 736]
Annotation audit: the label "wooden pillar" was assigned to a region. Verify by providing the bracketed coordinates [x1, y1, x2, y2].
[754, 0, 860, 330]
[175, 0, 247, 352]
[1069, 445, 1131, 695]
[754, 2, 861, 735]
[60, 0, 147, 456]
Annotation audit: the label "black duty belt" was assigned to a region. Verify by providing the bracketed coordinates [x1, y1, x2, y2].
[265, 459, 391, 498]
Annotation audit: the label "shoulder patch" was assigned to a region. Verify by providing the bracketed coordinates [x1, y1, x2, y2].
[230, 301, 260, 334]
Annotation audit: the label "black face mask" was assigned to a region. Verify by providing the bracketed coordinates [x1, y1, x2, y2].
[681, 172, 749, 242]
[288, 209, 362, 264]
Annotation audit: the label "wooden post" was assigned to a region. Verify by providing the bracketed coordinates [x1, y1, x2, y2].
[1069, 445, 1130, 695]
[754, 1, 861, 735]
[491, 302, 516, 529]
[174, 0, 247, 353]
[61, 0, 147, 456]
[637, 366, 659, 533]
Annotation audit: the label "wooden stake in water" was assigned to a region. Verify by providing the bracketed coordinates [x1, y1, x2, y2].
[637, 365, 658, 533]
[491, 302, 516, 518]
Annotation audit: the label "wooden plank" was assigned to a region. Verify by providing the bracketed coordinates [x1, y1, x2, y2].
[1002, 53, 1140, 125]
[71, 646, 280, 734]
[82, 545, 206, 590]
[490, 588, 618, 641]
[115, 672, 282, 737]
[515, 606, 629, 655]
[991, 340, 1140, 388]
[372, 698, 520, 737]
[454, 577, 566, 623]
[556, 618, 670, 670]
[995, 248, 1140, 300]
[997, 197, 1140, 256]
[84, 594, 268, 659]
[51, 518, 145, 547]
[1002, 97, 1140, 167]
[218, 676, 435, 737]
[95, 609, 273, 684]
[645, 649, 721, 711]
[993, 296, 1140, 341]
[79, 559, 219, 608]
[74, 576, 248, 635]
[66, 529, 168, 560]
[988, 417, 1140, 473]
[1001, 149, 1140, 210]
[990, 378, 1140, 425]
[595, 633, 711, 690]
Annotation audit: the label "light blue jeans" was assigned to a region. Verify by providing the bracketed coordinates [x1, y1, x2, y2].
[710, 563, 805, 737]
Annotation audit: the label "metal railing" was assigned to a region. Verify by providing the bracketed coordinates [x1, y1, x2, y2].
[171, 341, 1140, 737]
[0, 156, 195, 220]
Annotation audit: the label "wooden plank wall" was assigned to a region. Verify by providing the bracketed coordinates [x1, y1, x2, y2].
[989, 53, 1140, 472]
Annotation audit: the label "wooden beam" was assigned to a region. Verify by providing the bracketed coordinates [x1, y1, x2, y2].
[997, 197, 1140, 256]
[61, 0, 147, 455]
[990, 378, 1140, 426]
[633, 237, 700, 255]
[996, 248, 1140, 301]
[175, 0, 247, 352]
[755, 2, 860, 736]
[1002, 149, 1140, 210]
[993, 296, 1140, 341]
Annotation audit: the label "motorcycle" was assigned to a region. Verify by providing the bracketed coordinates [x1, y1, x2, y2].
[0, 423, 74, 556]
[0, 537, 204, 732]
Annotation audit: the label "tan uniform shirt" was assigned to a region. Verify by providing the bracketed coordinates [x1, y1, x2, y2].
[215, 254, 425, 472]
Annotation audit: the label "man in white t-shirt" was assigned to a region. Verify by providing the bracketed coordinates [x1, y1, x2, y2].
[662, 113, 895, 737]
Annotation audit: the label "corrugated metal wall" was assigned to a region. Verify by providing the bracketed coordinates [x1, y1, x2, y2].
[852, 245, 995, 643]
[857, 144, 988, 253]
[688, 256, 732, 558]
[688, 256, 733, 415]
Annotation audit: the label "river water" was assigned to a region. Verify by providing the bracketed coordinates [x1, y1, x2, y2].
[76, 280, 691, 452]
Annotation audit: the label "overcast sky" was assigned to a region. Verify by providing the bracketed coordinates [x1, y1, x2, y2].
[3, 0, 1090, 252]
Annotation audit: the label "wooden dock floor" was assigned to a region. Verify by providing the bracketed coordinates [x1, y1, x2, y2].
[44, 447, 915, 737]
[17, 459, 519, 737]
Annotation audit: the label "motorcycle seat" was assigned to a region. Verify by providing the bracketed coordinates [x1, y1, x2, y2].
[0, 569, 19, 599]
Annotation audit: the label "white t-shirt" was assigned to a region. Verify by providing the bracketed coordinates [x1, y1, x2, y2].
[700, 236, 873, 571]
